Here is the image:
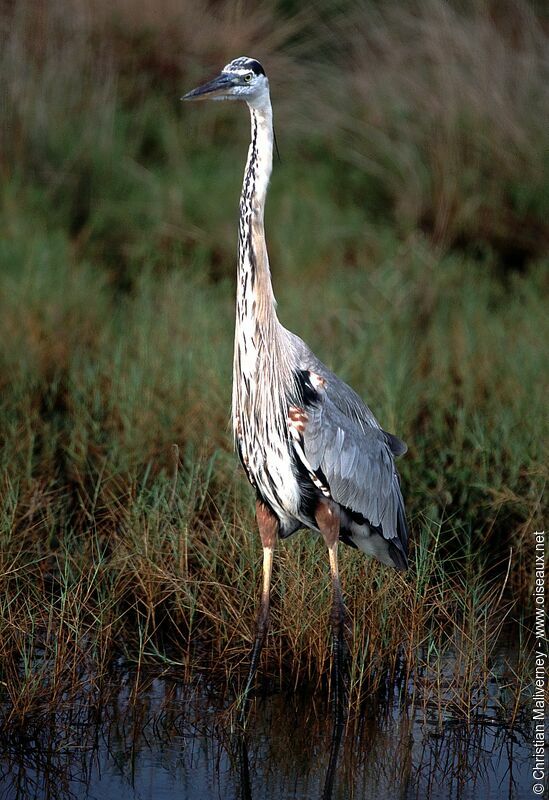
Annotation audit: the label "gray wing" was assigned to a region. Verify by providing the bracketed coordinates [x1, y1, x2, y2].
[287, 329, 407, 457]
[297, 384, 407, 558]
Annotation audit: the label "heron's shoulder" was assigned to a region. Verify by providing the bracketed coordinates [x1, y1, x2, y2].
[285, 330, 407, 456]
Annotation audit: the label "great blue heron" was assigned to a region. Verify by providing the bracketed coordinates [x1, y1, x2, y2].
[183, 57, 408, 718]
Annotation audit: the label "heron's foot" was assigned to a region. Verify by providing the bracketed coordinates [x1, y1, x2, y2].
[236, 683, 253, 729]
[236, 730, 252, 800]
[331, 617, 349, 723]
[321, 620, 348, 800]
[237, 625, 267, 728]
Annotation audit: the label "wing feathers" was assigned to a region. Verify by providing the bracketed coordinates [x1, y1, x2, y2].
[292, 371, 408, 557]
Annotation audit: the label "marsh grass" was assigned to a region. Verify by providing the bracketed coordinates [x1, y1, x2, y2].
[0, 450, 532, 727]
[0, 248, 540, 726]
[0, 0, 546, 726]
[310, 1, 549, 259]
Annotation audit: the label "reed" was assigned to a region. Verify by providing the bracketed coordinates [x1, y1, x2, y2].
[0, 0, 546, 725]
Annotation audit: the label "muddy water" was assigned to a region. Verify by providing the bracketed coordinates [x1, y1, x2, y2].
[0, 670, 531, 800]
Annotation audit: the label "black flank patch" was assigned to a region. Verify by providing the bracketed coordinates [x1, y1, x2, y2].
[295, 370, 319, 406]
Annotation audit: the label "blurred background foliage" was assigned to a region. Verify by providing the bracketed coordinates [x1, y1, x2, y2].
[0, 0, 547, 685]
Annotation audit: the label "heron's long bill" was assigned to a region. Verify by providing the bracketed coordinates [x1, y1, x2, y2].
[181, 73, 234, 101]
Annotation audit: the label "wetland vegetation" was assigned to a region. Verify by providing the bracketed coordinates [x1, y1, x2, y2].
[0, 1, 547, 797]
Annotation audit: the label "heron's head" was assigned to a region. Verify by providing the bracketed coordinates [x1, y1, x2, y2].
[182, 57, 269, 107]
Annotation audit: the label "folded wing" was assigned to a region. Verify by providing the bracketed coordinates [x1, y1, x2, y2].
[290, 369, 408, 567]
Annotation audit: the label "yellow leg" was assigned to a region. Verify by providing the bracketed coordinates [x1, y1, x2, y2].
[238, 501, 277, 727]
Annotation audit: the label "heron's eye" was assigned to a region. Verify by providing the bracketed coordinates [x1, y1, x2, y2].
[244, 73, 253, 83]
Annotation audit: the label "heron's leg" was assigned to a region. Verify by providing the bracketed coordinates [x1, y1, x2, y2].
[238, 499, 277, 725]
[315, 500, 348, 793]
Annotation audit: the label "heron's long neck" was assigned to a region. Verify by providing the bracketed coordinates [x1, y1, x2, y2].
[233, 96, 294, 434]
[234, 98, 284, 379]
[237, 100, 276, 332]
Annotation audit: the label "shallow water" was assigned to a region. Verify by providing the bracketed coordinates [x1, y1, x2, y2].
[0, 671, 532, 800]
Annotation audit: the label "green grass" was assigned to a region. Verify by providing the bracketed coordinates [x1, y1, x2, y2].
[0, 0, 546, 724]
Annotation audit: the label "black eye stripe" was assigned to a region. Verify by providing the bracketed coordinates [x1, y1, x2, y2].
[247, 59, 265, 76]
[227, 57, 266, 77]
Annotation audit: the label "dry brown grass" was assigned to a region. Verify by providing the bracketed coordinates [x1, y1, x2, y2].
[309, 0, 549, 255]
[0, 459, 531, 728]
[0, 0, 545, 728]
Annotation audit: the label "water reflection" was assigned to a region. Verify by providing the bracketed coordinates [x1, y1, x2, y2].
[0, 674, 531, 800]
